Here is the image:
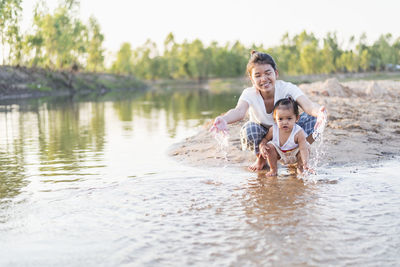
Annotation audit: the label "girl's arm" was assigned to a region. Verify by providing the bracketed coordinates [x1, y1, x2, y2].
[260, 126, 273, 145]
[296, 95, 327, 129]
[210, 100, 249, 132]
[260, 127, 273, 158]
[296, 130, 311, 169]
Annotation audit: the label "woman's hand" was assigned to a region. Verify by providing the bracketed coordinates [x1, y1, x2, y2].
[209, 116, 228, 134]
[314, 106, 327, 130]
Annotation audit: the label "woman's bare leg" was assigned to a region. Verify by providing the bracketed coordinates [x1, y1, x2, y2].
[248, 154, 267, 172]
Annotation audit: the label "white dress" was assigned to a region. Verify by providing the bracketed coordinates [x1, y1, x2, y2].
[268, 124, 304, 165]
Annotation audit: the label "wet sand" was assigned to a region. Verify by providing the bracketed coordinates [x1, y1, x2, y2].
[169, 78, 400, 168]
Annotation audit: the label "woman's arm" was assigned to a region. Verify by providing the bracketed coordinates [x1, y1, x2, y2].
[210, 100, 249, 132]
[221, 100, 249, 123]
[296, 95, 321, 117]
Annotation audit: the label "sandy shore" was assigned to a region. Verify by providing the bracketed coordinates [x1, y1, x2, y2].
[169, 78, 400, 169]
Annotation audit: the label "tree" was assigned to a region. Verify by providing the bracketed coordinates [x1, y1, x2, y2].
[337, 51, 358, 72]
[23, 0, 88, 69]
[187, 39, 211, 81]
[371, 34, 398, 70]
[294, 31, 322, 74]
[356, 33, 371, 71]
[131, 39, 160, 79]
[322, 32, 342, 72]
[163, 32, 179, 78]
[111, 42, 133, 75]
[0, 0, 23, 65]
[23, 1, 46, 67]
[86, 16, 104, 72]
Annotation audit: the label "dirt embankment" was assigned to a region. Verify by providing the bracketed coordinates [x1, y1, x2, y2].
[0, 66, 146, 100]
[170, 78, 400, 168]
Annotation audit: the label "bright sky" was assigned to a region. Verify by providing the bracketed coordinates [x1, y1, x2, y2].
[21, 0, 400, 53]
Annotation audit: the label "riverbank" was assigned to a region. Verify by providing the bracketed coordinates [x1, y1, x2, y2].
[169, 78, 400, 169]
[0, 66, 146, 100]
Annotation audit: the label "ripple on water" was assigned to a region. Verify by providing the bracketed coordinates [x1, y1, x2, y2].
[1, 158, 400, 266]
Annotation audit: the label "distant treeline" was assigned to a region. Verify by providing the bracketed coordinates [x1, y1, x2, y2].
[1, 0, 400, 80]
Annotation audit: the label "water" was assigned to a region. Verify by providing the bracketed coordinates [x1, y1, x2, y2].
[0, 89, 399, 266]
[212, 131, 230, 162]
[305, 113, 328, 183]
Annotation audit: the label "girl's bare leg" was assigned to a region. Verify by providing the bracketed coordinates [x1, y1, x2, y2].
[296, 153, 304, 174]
[265, 144, 279, 176]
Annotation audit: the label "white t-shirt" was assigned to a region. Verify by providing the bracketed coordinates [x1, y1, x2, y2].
[238, 80, 304, 127]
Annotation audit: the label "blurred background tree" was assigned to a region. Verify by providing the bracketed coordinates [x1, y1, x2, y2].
[1, 0, 400, 79]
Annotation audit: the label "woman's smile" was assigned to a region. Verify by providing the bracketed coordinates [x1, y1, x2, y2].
[250, 64, 278, 93]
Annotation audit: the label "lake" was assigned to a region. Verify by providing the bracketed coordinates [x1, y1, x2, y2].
[0, 88, 399, 266]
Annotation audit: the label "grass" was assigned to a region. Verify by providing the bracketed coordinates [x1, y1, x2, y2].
[27, 82, 52, 92]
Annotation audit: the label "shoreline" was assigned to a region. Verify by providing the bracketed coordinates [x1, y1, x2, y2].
[169, 78, 400, 169]
[0, 66, 146, 101]
[1, 65, 399, 101]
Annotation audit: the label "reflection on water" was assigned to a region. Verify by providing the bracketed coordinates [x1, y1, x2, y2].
[242, 173, 310, 224]
[0, 89, 239, 204]
[0, 88, 399, 266]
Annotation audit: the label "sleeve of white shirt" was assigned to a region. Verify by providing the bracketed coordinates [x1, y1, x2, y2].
[238, 88, 252, 105]
[285, 81, 304, 100]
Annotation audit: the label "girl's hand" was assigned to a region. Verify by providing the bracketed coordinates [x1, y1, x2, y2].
[314, 106, 327, 130]
[209, 116, 228, 134]
[303, 164, 316, 174]
[259, 140, 270, 158]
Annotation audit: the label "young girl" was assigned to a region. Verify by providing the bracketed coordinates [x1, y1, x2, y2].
[260, 98, 312, 176]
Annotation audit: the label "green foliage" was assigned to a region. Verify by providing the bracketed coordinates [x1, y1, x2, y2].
[0, 0, 23, 65]
[27, 82, 52, 91]
[111, 42, 133, 75]
[23, 1, 88, 69]
[1, 0, 400, 78]
[2, 0, 105, 71]
[86, 16, 104, 72]
[108, 30, 400, 80]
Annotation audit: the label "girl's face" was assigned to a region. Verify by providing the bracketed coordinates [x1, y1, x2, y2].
[250, 64, 278, 94]
[274, 107, 298, 132]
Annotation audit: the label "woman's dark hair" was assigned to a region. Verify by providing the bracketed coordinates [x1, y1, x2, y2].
[246, 50, 277, 76]
[273, 97, 299, 118]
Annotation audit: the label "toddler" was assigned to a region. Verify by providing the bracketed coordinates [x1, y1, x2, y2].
[260, 97, 313, 176]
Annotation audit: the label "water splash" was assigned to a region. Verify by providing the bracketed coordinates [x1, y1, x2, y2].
[303, 116, 328, 183]
[312, 116, 327, 141]
[213, 131, 230, 163]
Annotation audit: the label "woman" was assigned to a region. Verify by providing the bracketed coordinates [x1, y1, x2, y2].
[210, 51, 326, 171]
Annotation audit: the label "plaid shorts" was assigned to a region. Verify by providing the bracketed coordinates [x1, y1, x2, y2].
[240, 113, 316, 155]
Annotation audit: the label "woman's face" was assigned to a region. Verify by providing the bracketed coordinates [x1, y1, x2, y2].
[250, 64, 278, 95]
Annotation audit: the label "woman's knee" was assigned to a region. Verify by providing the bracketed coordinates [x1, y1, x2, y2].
[241, 122, 266, 143]
[298, 113, 317, 136]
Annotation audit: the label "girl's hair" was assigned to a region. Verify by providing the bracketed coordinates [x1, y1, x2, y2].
[246, 50, 277, 76]
[273, 97, 299, 118]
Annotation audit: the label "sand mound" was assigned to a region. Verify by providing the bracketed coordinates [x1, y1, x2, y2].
[365, 81, 388, 97]
[299, 78, 352, 97]
[300, 78, 400, 98]
[322, 78, 352, 97]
